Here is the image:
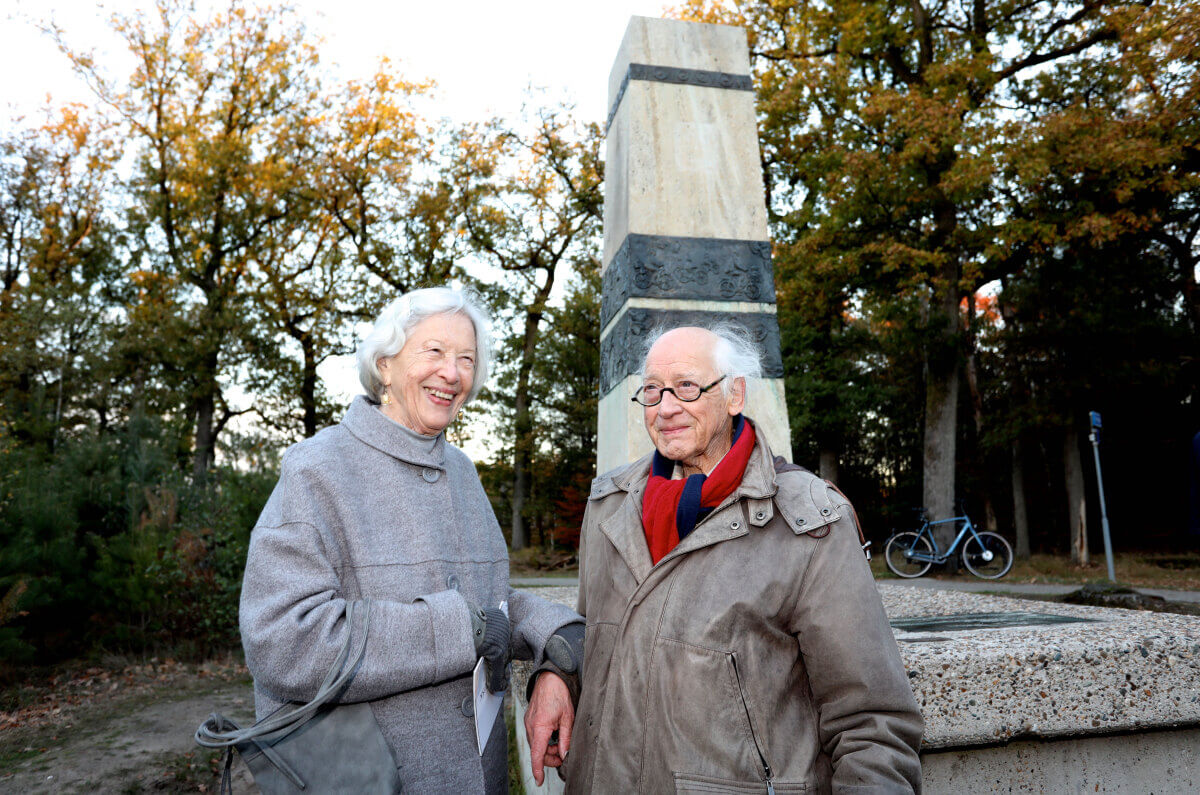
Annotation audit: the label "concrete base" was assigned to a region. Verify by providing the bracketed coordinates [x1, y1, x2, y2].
[511, 584, 1200, 790]
[922, 727, 1200, 793]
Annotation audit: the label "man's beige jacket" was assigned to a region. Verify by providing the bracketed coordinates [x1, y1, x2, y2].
[564, 421, 923, 793]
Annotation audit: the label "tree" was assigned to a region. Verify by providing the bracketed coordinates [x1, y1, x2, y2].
[55, 0, 324, 478]
[0, 107, 120, 446]
[460, 103, 602, 550]
[678, 0, 1195, 553]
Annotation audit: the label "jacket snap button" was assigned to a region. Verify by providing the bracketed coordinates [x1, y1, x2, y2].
[820, 508, 831, 516]
[460, 696, 474, 717]
[446, 574, 460, 591]
[755, 511, 766, 520]
[796, 517, 806, 526]
[730, 521, 741, 530]
[423, 468, 440, 483]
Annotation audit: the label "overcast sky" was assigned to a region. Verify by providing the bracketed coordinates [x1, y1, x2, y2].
[3, 0, 671, 126]
[2, 0, 673, 449]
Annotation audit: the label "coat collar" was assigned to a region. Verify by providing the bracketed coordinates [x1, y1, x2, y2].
[341, 395, 447, 469]
[596, 418, 779, 582]
[603, 417, 777, 501]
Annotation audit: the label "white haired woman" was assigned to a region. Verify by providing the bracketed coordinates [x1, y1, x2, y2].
[239, 286, 583, 793]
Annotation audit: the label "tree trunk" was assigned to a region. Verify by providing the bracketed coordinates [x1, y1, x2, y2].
[191, 347, 220, 482]
[193, 389, 215, 481]
[922, 219, 962, 555]
[1064, 424, 1090, 565]
[301, 336, 318, 437]
[510, 276, 556, 550]
[964, 338, 998, 533]
[510, 379, 531, 551]
[1012, 438, 1031, 560]
[818, 448, 839, 484]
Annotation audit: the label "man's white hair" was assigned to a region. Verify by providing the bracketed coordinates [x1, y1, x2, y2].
[640, 322, 763, 396]
[356, 286, 492, 402]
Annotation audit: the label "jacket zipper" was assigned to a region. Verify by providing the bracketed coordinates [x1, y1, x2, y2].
[729, 652, 775, 795]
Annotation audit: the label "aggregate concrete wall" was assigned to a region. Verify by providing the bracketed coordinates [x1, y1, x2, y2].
[921, 728, 1200, 793]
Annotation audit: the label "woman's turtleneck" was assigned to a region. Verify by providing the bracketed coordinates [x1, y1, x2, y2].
[376, 403, 442, 455]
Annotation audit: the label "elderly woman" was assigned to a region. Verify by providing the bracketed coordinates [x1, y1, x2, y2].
[239, 286, 582, 793]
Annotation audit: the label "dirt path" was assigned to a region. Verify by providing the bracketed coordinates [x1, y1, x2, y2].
[1, 660, 258, 793]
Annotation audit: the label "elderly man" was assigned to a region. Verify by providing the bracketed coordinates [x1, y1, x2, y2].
[528, 324, 923, 793]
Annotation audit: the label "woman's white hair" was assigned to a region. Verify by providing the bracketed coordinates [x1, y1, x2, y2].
[356, 287, 492, 402]
[640, 321, 763, 396]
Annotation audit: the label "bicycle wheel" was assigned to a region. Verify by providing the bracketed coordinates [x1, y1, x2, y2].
[884, 532, 933, 578]
[961, 531, 1014, 579]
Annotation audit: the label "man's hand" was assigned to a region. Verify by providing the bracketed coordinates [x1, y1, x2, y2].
[524, 672, 574, 786]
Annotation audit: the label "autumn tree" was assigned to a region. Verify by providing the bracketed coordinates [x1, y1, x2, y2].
[54, 0, 327, 477]
[460, 103, 603, 550]
[678, 0, 1195, 554]
[0, 107, 119, 446]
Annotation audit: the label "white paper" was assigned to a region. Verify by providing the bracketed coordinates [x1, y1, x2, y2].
[473, 600, 508, 755]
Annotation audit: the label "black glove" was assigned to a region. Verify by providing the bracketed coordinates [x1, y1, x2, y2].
[526, 621, 585, 705]
[469, 603, 511, 693]
[543, 622, 584, 674]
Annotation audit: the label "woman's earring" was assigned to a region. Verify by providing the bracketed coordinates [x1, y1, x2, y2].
[381, 387, 392, 406]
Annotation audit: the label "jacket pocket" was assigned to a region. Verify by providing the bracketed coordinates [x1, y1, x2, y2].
[673, 771, 812, 793]
[728, 652, 774, 786]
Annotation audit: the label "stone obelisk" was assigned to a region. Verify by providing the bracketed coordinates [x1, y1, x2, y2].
[597, 16, 791, 473]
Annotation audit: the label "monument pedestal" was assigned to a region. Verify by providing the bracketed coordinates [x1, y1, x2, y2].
[598, 16, 790, 473]
[513, 584, 1200, 793]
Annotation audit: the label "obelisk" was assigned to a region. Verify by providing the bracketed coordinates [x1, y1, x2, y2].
[597, 16, 791, 473]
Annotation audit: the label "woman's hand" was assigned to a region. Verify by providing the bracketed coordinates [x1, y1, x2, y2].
[470, 604, 512, 693]
[525, 672, 574, 786]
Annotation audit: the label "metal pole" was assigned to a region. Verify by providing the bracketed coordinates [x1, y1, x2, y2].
[1089, 428, 1116, 582]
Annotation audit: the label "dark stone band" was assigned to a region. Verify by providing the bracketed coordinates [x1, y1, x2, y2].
[607, 63, 755, 131]
[600, 307, 783, 395]
[601, 234, 776, 329]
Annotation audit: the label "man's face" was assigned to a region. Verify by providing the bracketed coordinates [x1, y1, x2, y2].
[642, 328, 744, 475]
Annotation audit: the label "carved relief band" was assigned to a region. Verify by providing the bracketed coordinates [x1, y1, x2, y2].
[600, 234, 776, 329]
[600, 307, 784, 396]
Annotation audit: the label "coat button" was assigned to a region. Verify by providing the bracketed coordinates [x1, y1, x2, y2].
[423, 468, 440, 483]
[820, 508, 832, 516]
[461, 696, 474, 717]
[446, 574, 460, 591]
[796, 517, 806, 526]
[730, 521, 741, 530]
[755, 511, 766, 521]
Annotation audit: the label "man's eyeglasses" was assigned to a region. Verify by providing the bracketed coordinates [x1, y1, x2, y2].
[632, 375, 726, 407]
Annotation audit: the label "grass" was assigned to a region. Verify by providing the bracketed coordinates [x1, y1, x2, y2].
[509, 546, 578, 579]
[871, 549, 1200, 590]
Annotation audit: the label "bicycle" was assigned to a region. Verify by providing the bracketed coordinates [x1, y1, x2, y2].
[883, 509, 1014, 579]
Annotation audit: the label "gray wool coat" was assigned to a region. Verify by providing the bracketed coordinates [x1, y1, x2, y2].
[240, 396, 580, 793]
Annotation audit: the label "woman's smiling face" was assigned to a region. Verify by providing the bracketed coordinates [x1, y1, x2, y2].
[377, 312, 476, 436]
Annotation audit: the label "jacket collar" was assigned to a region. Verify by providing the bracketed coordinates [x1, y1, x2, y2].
[603, 417, 777, 501]
[597, 418, 779, 582]
[341, 395, 447, 469]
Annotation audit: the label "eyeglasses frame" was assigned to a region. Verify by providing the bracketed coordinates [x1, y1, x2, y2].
[631, 375, 727, 407]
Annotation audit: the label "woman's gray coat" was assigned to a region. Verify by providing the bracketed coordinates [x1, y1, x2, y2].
[240, 396, 580, 793]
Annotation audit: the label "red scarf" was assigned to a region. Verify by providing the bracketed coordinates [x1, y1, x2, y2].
[642, 415, 756, 565]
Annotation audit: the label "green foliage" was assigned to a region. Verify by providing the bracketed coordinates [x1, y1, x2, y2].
[0, 418, 274, 674]
[676, 0, 1199, 547]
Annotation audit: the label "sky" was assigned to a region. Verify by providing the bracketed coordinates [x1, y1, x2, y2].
[2, 0, 672, 126]
[1, 0, 672, 453]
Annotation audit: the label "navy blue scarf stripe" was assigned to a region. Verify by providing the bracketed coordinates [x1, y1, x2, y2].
[651, 415, 747, 542]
